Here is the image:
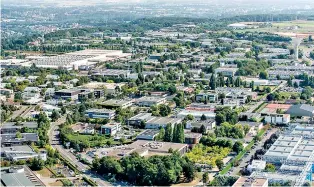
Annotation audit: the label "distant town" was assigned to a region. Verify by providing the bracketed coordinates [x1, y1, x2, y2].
[1, 1, 314, 187]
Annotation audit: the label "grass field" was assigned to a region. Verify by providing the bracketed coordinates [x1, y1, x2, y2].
[36, 167, 54, 177]
[235, 20, 314, 35]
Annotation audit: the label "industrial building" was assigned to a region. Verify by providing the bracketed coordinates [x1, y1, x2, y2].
[1, 145, 47, 161]
[145, 117, 182, 129]
[135, 96, 167, 107]
[0, 166, 45, 186]
[100, 99, 134, 109]
[24, 49, 131, 70]
[84, 108, 115, 119]
[257, 125, 314, 186]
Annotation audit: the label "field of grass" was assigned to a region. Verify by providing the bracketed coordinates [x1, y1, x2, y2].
[65, 133, 121, 148]
[36, 167, 54, 177]
[235, 20, 314, 34]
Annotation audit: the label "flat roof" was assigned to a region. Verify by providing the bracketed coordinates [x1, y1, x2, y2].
[233, 177, 267, 187]
[85, 108, 115, 113]
[80, 82, 125, 89]
[146, 117, 182, 125]
[136, 96, 166, 102]
[128, 113, 152, 121]
[1, 173, 35, 186]
[101, 99, 133, 106]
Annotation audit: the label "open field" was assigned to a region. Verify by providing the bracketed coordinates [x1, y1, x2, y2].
[235, 20, 314, 35]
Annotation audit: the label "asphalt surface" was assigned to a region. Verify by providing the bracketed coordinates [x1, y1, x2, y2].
[48, 115, 112, 186]
[230, 128, 278, 175]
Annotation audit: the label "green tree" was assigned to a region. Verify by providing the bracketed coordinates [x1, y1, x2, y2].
[209, 74, 216, 90]
[164, 124, 173, 142]
[232, 141, 244, 154]
[259, 71, 268, 79]
[203, 172, 209, 184]
[51, 110, 61, 122]
[215, 159, 224, 170]
[29, 157, 45, 171]
[265, 163, 276, 172]
[201, 114, 207, 121]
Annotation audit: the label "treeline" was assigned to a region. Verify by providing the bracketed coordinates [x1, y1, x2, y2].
[91, 152, 195, 186]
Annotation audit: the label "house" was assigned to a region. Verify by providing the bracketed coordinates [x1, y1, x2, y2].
[101, 123, 121, 136]
[85, 109, 115, 119]
[135, 96, 166, 107]
[145, 117, 182, 129]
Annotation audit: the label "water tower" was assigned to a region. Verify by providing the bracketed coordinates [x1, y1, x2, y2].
[291, 36, 303, 60]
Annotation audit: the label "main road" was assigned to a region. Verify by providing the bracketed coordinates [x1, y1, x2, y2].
[48, 116, 111, 186]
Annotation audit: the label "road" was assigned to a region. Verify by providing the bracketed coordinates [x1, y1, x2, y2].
[48, 116, 111, 186]
[246, 81, 287, 113]
[230, 128, 278, 175]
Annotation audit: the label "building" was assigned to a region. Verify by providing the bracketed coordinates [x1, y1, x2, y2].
[228, 23, 249, 29]
[264, 114, 290, 124]
[92, 69, 131, 78]
[177, 110, 215, 119]
[286, 104, 314, 117]
[0, 122, 38, 134]
[195, 93, 218, 102]
[136, 130, 159, 140]
[93, 140, 189, 158]
[127, 113, 152, 127]
[0, 133, 39, 146]
[42, 104, 61, 116]
[1, 166, 45, 187]
[24, 49, 131, 70]
[184, 132, 202, 144]
[79, 82, 125, 94]
[215, 67, 238, 76]
[232, 177, 268, 187]
[100, 99, 134, 109]
[101, 123, 121, 136]
[85, 109, 115, 119]
[135, 96, 166, 107]
[186, 119, 216, 133]
[247, 160, 266, 172]
[54, 88, 81, 100]
[1, 145, 47, 161]
[145, 117, 182, 129]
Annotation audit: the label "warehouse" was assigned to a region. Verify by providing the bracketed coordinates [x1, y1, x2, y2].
[24, 49, 131, 70]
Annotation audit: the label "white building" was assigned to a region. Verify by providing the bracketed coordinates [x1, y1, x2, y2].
[264, 114, 290, 124]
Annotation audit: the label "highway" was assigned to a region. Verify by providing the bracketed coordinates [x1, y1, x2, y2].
[48, 115, 111, 186]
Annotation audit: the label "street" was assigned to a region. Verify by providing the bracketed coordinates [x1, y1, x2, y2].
[230, 128, 278, 175]
[48, 115, 112, 186]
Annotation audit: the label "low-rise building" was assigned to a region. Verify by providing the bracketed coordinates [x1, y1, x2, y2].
[1, 145, 47, 161]
[100, 99, 134, 109]
[54, 88, 81, 100]
[177, 110, 215, 119]
[145, 117, 182, 129]
[136, 130, 159, 140]
[101, 123, 121, 135]
[264, 113, 290, 124]
[0, 133, 39, 146]
[247, 160, 266, 172]
[186, 119, 216, 133]
[127, 113, 152, 127]
[184, 132, 202, 144]
[215, 67, 238, 76]
[232, 177, 268, 187]
[0, 122, 38, 134]
[135, 96, 166, 107]
[85, 108, 115, 119]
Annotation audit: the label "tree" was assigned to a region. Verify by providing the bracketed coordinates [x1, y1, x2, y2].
[233, 141, 244, 154]
[209, 74, 216, 90]
[164, 124, 173, 142]
[259, 71, 268, 79]
[51, 110, 61, 122]
[201, 114, 207, 121]
[215, 159, 224, 170]
[159, 104, 171, 117]
[29, 157, 45, 170]
[182, 162, 195, 182]
[203, 172, 209, 184]
[157, 127, 165, 141]
[265, 163, 276, 172]
[61, 106, 66, 115]
[200, 125, 207, 134]
[265, 87, 271, 93]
